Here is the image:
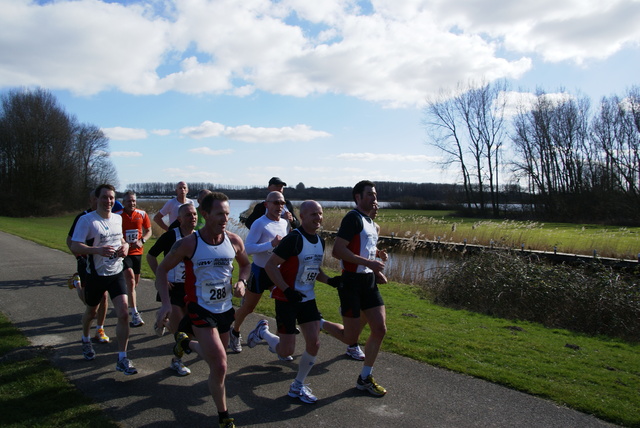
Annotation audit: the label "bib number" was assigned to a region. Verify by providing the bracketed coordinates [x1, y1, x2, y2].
[125, 229, 139, 243]
[300, 265, 319, 285]
[203, 279, 228, 302]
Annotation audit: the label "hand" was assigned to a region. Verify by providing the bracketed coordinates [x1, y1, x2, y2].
[234, 281, 245, 298]
[100, 245, 116, 257]
[283, 287, 306, 303]
[271, 235, 283, 247]
[367, 259, 385, 274]
[283, 211, 293, 222]
[156, 303, 172, 328]
[327, 276, 342, 289]
[117, 244, 128, 257]
[377, 249, 388, 262]
[375, 271, 388, 284]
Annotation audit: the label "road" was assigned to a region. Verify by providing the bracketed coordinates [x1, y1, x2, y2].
[0, 231, 615, 427]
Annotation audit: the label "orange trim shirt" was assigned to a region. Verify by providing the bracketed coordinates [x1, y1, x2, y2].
[117, 208, 151, 256]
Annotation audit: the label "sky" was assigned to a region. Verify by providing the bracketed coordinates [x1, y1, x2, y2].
[1, 0, 639, 191]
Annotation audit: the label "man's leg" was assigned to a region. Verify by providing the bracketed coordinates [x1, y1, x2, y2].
[232, 290, 261, 332]
[96, 292, 109, 325]
[361, 305, 386, 367]
[191, 326, 229, 414]
[111, 294, 130, 352]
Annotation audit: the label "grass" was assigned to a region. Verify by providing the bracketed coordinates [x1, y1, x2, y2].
[321, 208, 640, 260]
[1, 210, 640, 426]
[0, 313, 118, 428]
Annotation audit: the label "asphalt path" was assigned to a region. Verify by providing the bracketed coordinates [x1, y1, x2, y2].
[0, 231, 616, 427]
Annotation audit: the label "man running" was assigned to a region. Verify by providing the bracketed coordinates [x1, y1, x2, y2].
[228, 191, 289, 355]
[247, 200, 341, 403]
[154, 181, 196, 231]
[116, 191, 152, 327]
[147, 203, 198, 376]
[66, 191, 110, 344]
[244, 177, 299, 230]
[325, 180, 387, 396]
[155, 192, 250, 428]
[70, 184, 137, 375]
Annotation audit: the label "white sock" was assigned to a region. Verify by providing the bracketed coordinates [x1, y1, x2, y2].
[261, 328, 280, 350]
[319, 318, 325, 330]
[360, 365, 373, 379]
[81, 335, 91, 343]
[95, 325, 104, 330]
[295, 351, 316, 384]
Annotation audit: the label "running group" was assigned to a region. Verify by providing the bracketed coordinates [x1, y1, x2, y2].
[67, 179, 388, 428]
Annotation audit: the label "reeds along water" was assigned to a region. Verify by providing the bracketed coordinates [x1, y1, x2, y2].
[322, 240, 448, 285]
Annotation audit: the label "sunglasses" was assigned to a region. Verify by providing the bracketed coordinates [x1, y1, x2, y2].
[268, 200, 286, 205]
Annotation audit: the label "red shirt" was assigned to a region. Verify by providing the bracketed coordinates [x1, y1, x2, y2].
[118, 209, 151, 256]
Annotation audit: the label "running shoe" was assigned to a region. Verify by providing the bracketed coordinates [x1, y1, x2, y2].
[170, 358, 191, 376]
[116, 357, 138, 375]
[346, 344, 365, 361]
[82, 340, 95, 360]
[228, 331, 242, 353]
[94, 328, 110, 343]
[288, 380, 317, 404]
[356, 374, 387, 396]
[153, 321, 167, 337]
[219, 418, 235, 428]
[174, 332, 191, 358]
[247, 319, 268, 348]
[130, 312, 145, 327]
[267, 345, 294, 361]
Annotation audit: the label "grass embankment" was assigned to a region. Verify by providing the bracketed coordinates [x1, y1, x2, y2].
[0, 313, 118, 428]
[0, 211, 639, 426]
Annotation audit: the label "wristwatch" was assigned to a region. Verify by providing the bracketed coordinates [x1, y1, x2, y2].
[141, 238, 146, 244]
[239, 279, 248, 286]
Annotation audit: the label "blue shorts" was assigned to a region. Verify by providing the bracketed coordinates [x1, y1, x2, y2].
[248, 263, 274, 294]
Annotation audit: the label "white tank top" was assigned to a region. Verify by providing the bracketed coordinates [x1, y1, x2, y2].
[185, 231, 235, 313]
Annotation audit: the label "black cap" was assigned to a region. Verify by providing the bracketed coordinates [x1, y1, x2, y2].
[269, 177, 286, 186]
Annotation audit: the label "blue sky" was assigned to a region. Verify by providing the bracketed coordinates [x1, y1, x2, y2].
[1, 0, 639, 191]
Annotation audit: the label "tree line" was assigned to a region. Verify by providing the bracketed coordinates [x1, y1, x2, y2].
[423, 81, 640, 224]
[127, 180, 467, 205]
[0, 88, 118, 216]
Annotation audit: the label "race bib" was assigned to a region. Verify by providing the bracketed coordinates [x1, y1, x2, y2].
[300, 265, 320, 285]
[125, 229, 139, 243]
[202, 278, 228, 302]
[171, 262, 186, 283]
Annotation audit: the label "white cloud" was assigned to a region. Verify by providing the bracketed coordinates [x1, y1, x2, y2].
[498, 90, 576, 117]
[151, 129, 171, 136]
[111, 151, 143, 157]
[181, 121, 331, 142]
[102, 126, 148, 140]
[337, 153, 440, 162]
[0, 0, 637, 106]
[189, 147, 234, 156]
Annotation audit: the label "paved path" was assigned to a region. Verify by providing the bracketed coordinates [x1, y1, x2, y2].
[0, 231, 615, 427]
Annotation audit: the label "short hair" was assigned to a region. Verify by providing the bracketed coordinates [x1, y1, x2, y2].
[352, 180, 375, 203]
[95, 184, 116, 198]
[123, 190, 136, 199]
[178, 203, 196, 216]
[200, 192, 229, 214]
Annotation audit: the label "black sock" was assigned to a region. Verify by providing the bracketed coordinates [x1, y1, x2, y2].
[219, 411, 230, 422]
[231, 329, 240, 337]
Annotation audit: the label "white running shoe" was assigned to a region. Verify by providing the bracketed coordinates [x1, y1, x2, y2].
[247, 319, 268, 348]
[346, 345, 365, 361]
[288, 380, 317, 404]
[170, 358, 191, 376]
[228, 331, 242, 353]
[268, 345, 293, 361]
[130, 312, 145, 327]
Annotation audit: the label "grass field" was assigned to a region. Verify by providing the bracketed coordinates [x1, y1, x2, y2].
[0, 210, 639, 426]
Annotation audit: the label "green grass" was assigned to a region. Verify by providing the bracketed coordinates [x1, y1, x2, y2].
[1, 212, 640, 426]
[321, 208, 640, 260]
[0, 313, 118, 428]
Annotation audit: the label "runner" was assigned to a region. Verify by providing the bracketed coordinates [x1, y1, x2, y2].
[155, 192, 250, 428]
[70, 184, 137, 375]
[247, 200, 342, 404]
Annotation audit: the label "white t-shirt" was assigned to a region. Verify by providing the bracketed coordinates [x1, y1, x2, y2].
[158, 198, 196, 226]
[245, 214, 289, 267]
[71, 211, 124, 276]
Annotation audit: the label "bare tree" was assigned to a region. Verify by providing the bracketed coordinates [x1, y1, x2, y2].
[423, 79, 508, 215]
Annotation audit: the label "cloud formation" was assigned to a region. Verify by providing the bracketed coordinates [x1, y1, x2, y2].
[2, 0, 637, 107]
[102, 126, 148, 141]
[180, 121, 332, 142]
